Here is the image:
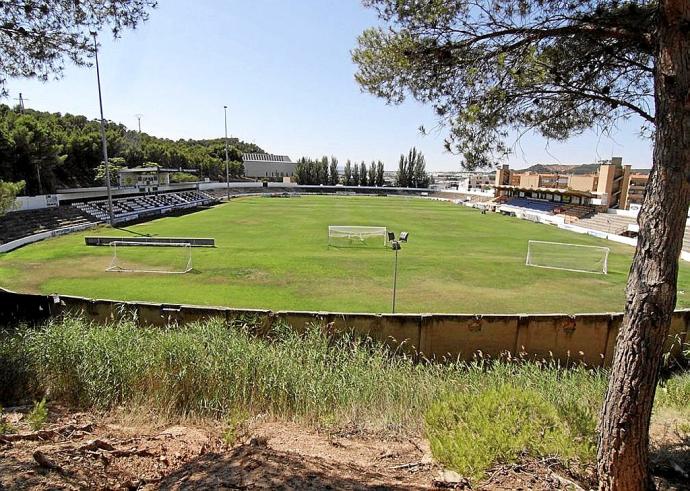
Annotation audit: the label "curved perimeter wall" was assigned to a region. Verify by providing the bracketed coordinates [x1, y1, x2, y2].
[1, 287, 687, 367]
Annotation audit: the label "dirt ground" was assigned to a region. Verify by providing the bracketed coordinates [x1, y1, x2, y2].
[0, 406, 687, 490]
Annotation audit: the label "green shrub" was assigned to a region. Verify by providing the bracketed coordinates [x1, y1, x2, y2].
[425, 385, 595, 482]
[27, 398, 48, 431]
[0, 406, 15, 434]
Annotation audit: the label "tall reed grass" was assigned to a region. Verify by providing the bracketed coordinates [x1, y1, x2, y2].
[1, 316, 687, 481]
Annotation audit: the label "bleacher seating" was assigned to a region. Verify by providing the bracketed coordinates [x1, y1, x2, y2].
[554, 204, 595, 221]
[0, 207, 98, 246]
[73, 191, 217, 224]
[504, 197, 559, 214]
[576, 213, 637, 235]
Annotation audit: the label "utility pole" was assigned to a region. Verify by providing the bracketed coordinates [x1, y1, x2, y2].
[134, 113, 143, 134]
[92, 31, 115, 226]
[224, 105, 230, 200]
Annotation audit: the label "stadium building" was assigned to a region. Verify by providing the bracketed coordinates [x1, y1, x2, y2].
[494, 157, 649, 213]
[117, 167, 198, 193]
[242, 153, 297, 179]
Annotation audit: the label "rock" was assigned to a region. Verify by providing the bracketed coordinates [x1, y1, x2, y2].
[432, 470, 472, 489]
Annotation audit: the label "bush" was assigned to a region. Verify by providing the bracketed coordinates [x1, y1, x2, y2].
[425, 385, 596, 482]
[27, 398, 48, 431]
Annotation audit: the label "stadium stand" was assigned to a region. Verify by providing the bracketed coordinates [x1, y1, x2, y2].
[0, 207, 98, 247]
[554, 204, 595, 221]
[504, 197, 559, 214]
[576, 213, 637, 235]
[73, 191, 216, 223]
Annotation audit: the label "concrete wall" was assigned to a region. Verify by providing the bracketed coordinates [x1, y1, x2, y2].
[12, 194, 60, 212]
[1, 287, 687, 367]
[0, 222, 99, 253]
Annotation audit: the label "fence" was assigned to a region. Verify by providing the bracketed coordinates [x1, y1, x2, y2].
[1, 287, 687, 367]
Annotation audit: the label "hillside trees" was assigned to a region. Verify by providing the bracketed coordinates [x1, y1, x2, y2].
[0, 105, 261, 192]
[353, 0, 689, 488]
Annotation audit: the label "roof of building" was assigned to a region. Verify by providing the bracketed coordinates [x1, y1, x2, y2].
[242, 153, 293, 163]
[118, 167, 197, 174]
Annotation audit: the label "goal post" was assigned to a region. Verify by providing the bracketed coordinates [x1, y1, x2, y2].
[526, 240, 609, 274]
[106, 241, 193, 274]
[328, 226, 388, 247]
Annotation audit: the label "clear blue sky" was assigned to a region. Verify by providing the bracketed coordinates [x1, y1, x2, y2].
[4, 0, 653, 171]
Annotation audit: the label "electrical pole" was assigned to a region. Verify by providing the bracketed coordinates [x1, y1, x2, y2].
[92, 32, 115, 226]
[224, 105, 230, 200]
[134, 113, 143, 134]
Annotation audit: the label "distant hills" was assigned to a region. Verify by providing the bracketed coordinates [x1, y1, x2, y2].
[516, 163, 651, 175]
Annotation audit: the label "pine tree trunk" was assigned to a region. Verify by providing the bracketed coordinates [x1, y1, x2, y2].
[597, 1, 690, 489]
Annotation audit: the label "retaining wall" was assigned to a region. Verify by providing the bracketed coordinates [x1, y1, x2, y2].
[1, 287, 687, 367]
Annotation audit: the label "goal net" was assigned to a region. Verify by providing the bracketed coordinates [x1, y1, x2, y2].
[106, 241, 193, 274]
[526, 240, 609, 274]
[328, 226, 388, 247]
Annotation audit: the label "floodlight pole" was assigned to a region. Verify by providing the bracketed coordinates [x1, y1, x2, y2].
[92, 32, 114, 226]
[391, 241, 400, 314]
[224, 105, 230, 199]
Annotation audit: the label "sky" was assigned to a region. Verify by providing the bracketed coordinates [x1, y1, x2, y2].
[3, 0, 654, 171]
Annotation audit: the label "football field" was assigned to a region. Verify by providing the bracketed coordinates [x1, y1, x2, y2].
[2, 195, 689, 314]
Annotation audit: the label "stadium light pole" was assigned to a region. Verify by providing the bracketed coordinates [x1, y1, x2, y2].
[224, 105, 230, 200]
[92, 31, 114, 226]
[391, 240, 401, 313]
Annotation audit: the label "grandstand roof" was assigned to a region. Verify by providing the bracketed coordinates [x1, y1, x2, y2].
[494, 184, 596, 198]
[242, 153, 293, 163]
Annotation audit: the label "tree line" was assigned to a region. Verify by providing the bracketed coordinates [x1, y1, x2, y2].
[0, 104, 262, 195]
[294, 148, 431, 188]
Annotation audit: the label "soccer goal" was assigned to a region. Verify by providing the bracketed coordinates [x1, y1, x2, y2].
[525, 240, 610, 274]
[106, 241, 193, 274]
[328, 226, 388, 247]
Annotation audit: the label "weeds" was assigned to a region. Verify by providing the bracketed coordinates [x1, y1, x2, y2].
[0, 406, 15, 434]
[0, 316, 688, 482]
[426, 385, 595, 482]
[27, 398, 48, 431]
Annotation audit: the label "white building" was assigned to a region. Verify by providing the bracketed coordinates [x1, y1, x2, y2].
[242, 153, 296, 179]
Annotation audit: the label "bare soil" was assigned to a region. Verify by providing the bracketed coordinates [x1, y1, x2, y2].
[0, 406, 687, 490]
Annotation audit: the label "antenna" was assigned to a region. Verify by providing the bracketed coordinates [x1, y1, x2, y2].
[14, 93, 29, 112]
[134, 113, 143, 133]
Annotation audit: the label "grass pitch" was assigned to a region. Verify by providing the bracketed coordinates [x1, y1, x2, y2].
[2, 195, 689, 313]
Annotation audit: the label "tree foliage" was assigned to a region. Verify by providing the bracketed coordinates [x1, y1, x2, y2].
[396, 147, 430, 188]
[0, 105, 260, 194]
[353, 0, 656, 169]
[0, 179, 24, 215]
[354, 2, 690, 489]
[359, 161, 368, 186]
[1, 0, 156, 96]
[329, 156, 339, 185]
[344, 159, 353, 186]
[376, 160, 384, 187]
